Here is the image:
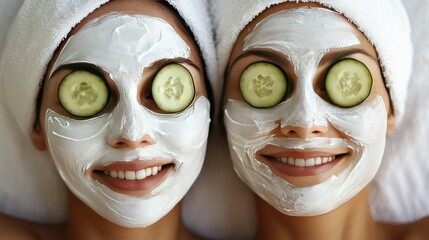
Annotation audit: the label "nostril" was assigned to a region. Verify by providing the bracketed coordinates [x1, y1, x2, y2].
[109, 135, 155, 149]
[280, 125, 327, 139]
[114, 141, 127, 147]
[287, 130, 298, 137]
[108, 139, 127, 149]
[312, 130, 323, 135]
[280, 127, 299, 137]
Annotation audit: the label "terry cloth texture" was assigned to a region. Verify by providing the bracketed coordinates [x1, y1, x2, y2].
[0, 0, 23, 58]
[370, 0, 429, 223]
[0, 0, 215, 223]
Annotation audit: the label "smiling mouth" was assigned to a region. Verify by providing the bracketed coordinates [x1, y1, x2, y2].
[92, 162, 175, 195]
[259, 152, 349, 177]
[100, 165, 165, 180]
[265, 155, 347, 167]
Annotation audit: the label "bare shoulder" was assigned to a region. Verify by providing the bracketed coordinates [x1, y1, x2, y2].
[403, 216, 429, 240]
[0, 213, 62, 240]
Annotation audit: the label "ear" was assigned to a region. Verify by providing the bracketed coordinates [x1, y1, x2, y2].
[386, 111, 395, 135]
[31, 123, 47, 151]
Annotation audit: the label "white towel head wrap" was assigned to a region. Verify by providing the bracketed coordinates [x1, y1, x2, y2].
[211, 0, 413, 123]
[0, 0, 215, 223]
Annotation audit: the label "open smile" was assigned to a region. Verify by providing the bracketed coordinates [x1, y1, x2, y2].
[102, 165, 165, 180]
[269, 155, 345, 167]
[258, 148, 350, 177]
[91, 160, 175, 195]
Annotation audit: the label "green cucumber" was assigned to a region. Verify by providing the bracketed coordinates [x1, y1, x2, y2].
[240, 62, 287, 108]
[58, 70, 109, 117]
[152, 64, 195, 113]
[325, 59, 373, 107]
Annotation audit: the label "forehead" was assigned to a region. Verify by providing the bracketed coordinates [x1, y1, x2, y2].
[70, 1, 189, 40]
[49, 14, 190, 81]
[229, 2, 371, 63]
[46, 0, 197, 76]
[243, 8, 360, 51]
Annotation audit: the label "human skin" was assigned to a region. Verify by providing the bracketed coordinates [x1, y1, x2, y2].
[0, 0, 206, 239]
[224, 2, 429, 240]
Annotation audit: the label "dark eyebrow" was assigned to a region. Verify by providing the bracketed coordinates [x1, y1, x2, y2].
[48, 62, 109, 81]
[146, 57, 200, 72]
[67, 62, 105, 72]
[229, 49, 292, 69]
[320, 48, 377, 66]
[228, 49, 292, 71]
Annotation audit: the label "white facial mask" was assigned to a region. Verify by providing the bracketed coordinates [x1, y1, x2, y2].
[45, 14, 211, 227]
[224, 8, 387, 216]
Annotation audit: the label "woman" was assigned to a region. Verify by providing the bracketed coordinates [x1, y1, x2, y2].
[210, 0, 429, 239]
[0, 0, 215, 239]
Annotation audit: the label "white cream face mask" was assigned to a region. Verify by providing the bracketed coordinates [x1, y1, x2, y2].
[44, 14, 211, 228]
[224, 8, 387, 216]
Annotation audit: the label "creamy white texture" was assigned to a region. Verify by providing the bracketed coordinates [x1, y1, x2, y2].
[244, 7, 360, 129]
[224, 8, 387, 216]
[45, 14, 210, 227]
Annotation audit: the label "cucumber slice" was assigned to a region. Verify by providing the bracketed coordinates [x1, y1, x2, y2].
[152, 64, 195, 113]
[240, 62, 287, 108]
[325, 59, 373, 107]
[58, 70, 109, 117]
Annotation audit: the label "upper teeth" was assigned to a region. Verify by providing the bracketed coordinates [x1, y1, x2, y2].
[276, 156, 336, 167]
[104, 166, 163, 180]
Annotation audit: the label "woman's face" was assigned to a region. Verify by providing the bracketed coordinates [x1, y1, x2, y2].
[33, 0, 210, 228]
[224, 2, 393, 216]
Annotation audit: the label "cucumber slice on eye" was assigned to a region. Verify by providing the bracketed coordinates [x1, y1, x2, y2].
[240, 62, 287, 108]
[58, 70, 109, 117]
[152, 63, 195, 113]
[325, 59, 373, 108]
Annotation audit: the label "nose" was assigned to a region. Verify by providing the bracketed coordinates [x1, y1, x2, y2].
[280, 124, 328, 139]
[109, 134, 155, 149]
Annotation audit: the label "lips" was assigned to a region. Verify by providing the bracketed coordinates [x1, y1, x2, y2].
[91, 160, 175, 195]
[258, 147, 349, 177]
[103, 166, 163, 180]
[273, 155, 337, 167]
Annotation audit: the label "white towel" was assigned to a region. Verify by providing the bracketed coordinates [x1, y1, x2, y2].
[0, 0, 23, 57]
[0, 0, 216, 224]
[182, 0, 427, 239]
[370, 0, 429, 223]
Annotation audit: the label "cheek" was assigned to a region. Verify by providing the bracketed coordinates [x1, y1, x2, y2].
[192, 72, 207, 98]
[365, 62, 391, 112]
[45, 111, 108, 151]
[39, 79, 64, 127]
[224, 73, 242, 103]
[39, 101, 50, 138]
[158, 97, 211, 150]
[378, 84, 391, 114]
[328, 96, 388, 143]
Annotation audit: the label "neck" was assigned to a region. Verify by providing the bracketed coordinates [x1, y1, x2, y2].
[65, 192, 191, 240]
[256, 186, 383, 240]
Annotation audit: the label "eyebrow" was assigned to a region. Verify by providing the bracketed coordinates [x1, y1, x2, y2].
[231, 47, 377, 68]
[49, 62, 107, 80]
[229, 49, 293, 69]
[146, 57, 201, 72]
[320, 48, 378, 66]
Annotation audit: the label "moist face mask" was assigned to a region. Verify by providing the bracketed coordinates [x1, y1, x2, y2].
[224, 7, 387, 216]
[45, 14, 210, 227]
